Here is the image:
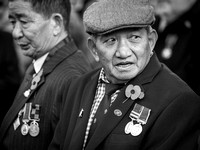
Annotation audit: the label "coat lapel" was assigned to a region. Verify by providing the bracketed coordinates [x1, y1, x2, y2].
[85, 80, 139, 150]
[0, 63, 35, 140]
[86, 54, 161, 150]
[68, 71, 100, 150]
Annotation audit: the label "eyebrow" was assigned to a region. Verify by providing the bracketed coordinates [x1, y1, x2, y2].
[9, 13, 28, 19]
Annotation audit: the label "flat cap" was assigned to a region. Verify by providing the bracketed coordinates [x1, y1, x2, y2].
[83, 0, 155, 35]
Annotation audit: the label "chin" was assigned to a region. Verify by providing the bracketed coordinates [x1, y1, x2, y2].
[22, 50, 34, 58]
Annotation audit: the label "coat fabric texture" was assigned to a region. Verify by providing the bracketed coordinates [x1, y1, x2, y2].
[0, 37, 91, 150]
[49, 54, 200, 150]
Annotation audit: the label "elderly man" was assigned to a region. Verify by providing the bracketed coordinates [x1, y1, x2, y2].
[49, 0, 200, 150]
[0, 0, 91, 150]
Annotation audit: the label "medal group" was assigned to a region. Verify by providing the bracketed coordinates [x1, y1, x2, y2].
[124, 84, 151, 136]
[13, 69, 43, 137]
[14, 103, 41, 137]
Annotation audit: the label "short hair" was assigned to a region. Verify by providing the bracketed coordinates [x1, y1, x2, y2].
[8, 0, 71, 30]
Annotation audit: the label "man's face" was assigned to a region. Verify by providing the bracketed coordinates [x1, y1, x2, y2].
[92, 28, 156, 84]
[8, 0, 54, 59]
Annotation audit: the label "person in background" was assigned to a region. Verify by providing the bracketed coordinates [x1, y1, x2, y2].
[151, 0, 200, 95]
[0, 0, 21, 124]
[69, 0, 100, 69]
[48, 0, 200, 149]
[0, 0, 91, 149]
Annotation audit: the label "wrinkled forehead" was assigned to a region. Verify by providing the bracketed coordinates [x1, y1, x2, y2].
[9, 0, 32, 11]
[8, 0, 36, 20]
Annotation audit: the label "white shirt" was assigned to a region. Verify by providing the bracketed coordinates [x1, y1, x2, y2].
[33, 53, 49, 74]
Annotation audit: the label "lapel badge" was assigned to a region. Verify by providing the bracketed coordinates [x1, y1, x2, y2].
[114, 109, 122, 117]
[24, 89, 31, 98]
[79, 108, 84, 118]
[30, 69, 43, 90]
[23, 69, 43, 98]
[123, 84, 144, 103]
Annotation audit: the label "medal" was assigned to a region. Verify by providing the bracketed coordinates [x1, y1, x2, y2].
[131, 123, 143, 136]
[29, 104, 41, 137]
[21, 123, 29, 135]
[29, 121, 40, 137]
[125, 103, 151, 136]
[125, 121, 134, 134]
[21, 103, 32, 135]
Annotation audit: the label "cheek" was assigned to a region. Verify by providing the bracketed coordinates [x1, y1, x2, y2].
[28, 23, 51, 45]
[136, 44, 151, 63]
[97, 46, 112, 62]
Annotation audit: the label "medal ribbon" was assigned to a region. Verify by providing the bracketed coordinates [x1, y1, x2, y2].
[22, 103, 32, 122]
[129, 103, 151, 125]
[30, 104, 40, 121]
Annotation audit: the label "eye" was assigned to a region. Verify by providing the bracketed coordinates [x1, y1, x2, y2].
[18, 17, 32, 28]
[9, 19, 16, 28]
[129, 34, 141, 42]
[20, 20, 29, 27]
[104, 37, 116, 46]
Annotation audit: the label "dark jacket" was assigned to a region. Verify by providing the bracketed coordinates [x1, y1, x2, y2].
[0, 37, 91, 150]
[49, 54, 200, 150]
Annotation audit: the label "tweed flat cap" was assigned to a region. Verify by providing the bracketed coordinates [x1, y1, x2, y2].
[83, 0, 155, 35]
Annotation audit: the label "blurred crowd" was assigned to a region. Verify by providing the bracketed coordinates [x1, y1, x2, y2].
[0, 0, 199, 123]
[151, 0, 200, 95]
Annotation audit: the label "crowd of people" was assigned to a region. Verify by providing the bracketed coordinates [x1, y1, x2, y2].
[0, 0, 200, 150]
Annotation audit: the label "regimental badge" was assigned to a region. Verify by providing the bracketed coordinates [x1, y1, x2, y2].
[125, 103, 151, 136]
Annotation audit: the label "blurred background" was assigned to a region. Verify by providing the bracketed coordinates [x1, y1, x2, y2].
[0, 0, 199, 123]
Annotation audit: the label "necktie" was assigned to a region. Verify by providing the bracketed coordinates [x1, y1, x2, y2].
[88, 83, 122, 140]
[25, 63, 35, 80]
[13, 63, 35, 100]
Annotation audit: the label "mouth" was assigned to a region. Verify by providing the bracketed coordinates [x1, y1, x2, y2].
[18, 43, 30, 50]
[115, 62, 134, 70]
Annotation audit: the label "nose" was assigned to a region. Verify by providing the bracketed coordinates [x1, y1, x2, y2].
[116, 38, 132, 58]
[12, 22, 23, 40]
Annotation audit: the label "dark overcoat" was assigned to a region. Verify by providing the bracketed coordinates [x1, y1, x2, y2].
[49, 54, 200, 150]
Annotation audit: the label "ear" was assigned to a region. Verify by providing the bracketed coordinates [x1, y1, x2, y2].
[50, 13, 64, 36]
[148, 27, 158, 55]
[87, 37, 100, 62]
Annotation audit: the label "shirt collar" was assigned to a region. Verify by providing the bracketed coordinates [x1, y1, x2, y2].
[98, 68, 109, 84]
[33, 52, 49, 74]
